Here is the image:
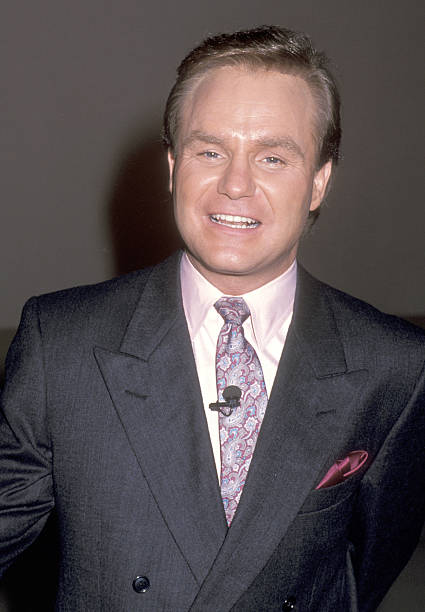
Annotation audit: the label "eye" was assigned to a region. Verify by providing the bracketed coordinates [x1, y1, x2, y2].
[199, 150, 222, 160]
[263, 156, 284, 165]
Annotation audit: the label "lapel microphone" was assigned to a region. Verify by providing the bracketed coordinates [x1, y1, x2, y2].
[209, 385, 242, 417]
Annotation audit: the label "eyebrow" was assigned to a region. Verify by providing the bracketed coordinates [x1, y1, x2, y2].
[182, 131, 224, 147]
[255, 137, 305, 160]
[182, 130, 305, 160]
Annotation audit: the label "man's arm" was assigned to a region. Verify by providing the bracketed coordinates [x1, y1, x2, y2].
[0, 298, 54, 577]
[351, 361, 425, 611]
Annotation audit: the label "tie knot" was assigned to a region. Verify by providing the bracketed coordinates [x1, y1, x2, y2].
[214, 297, 250, 325]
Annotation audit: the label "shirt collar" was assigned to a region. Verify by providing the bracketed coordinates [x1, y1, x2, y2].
[180, 252, 297, 348]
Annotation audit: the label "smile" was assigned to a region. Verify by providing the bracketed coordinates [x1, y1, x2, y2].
[209, 214, 259, 229]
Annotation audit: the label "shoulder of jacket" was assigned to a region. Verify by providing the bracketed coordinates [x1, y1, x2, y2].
[299, 265, 425, 353]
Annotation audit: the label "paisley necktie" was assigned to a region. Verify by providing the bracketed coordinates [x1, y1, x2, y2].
[214, 297, 268, 525]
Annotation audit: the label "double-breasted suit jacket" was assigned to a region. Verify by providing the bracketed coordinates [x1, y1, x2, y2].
[1, 252, 424, 611]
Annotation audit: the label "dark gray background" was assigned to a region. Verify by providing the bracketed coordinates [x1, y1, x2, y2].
[1, 1, 424, 610]
[1, 1, 424, 332]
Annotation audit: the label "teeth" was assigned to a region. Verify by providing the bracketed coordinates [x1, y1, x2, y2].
[210, 214, 259, 228]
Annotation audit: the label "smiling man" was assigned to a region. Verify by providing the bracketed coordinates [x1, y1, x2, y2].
[1, 26, 424, 612]
[168, 67, 331, 294]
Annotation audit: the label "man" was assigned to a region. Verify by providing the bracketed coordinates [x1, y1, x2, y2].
[1, 25, 424, 611]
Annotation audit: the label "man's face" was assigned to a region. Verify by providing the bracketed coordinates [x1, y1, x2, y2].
[168, 66, 332, 293]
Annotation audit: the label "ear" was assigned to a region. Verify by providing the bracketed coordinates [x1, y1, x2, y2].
[310, 161, 333, 211]
[167, 150, 175, 193]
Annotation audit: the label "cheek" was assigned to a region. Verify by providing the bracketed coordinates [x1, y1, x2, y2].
[173, 179, 206, 235]
[265, 179, 313, 226]
[175, 170, 217, 214]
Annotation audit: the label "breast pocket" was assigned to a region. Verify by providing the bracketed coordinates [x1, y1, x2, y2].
[298, 467, 366, 515]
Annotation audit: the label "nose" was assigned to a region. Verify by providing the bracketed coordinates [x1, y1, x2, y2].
[217, 156, 255, 199]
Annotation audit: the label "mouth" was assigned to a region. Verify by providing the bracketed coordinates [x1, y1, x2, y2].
[209, 213, 260, 229]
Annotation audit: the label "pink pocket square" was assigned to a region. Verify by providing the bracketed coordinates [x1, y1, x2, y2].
[315, 450, 368, 490]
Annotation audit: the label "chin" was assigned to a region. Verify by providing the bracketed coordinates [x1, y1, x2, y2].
[203, 253, 250, 275]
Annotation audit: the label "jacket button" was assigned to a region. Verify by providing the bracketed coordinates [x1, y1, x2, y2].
[282, 597, 296, 610]
[132, 576, 150, 593]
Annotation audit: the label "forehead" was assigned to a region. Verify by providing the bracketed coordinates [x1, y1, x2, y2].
[179, 66, 317, 150]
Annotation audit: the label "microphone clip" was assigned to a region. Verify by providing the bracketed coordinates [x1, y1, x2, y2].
[209, 385, 242, 417]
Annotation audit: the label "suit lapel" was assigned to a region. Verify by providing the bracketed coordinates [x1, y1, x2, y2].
[95, 254, 227, 586]
[189, 266, 368, 611]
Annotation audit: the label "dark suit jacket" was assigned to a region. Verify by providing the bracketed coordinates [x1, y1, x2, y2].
[1, 252, 424, 611]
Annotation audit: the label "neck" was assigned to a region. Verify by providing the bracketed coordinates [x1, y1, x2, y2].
[186, 252, 296, 295]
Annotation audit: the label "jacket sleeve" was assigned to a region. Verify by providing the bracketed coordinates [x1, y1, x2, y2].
[0, 297, 54, 577]
[351, 361, 425, 611]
